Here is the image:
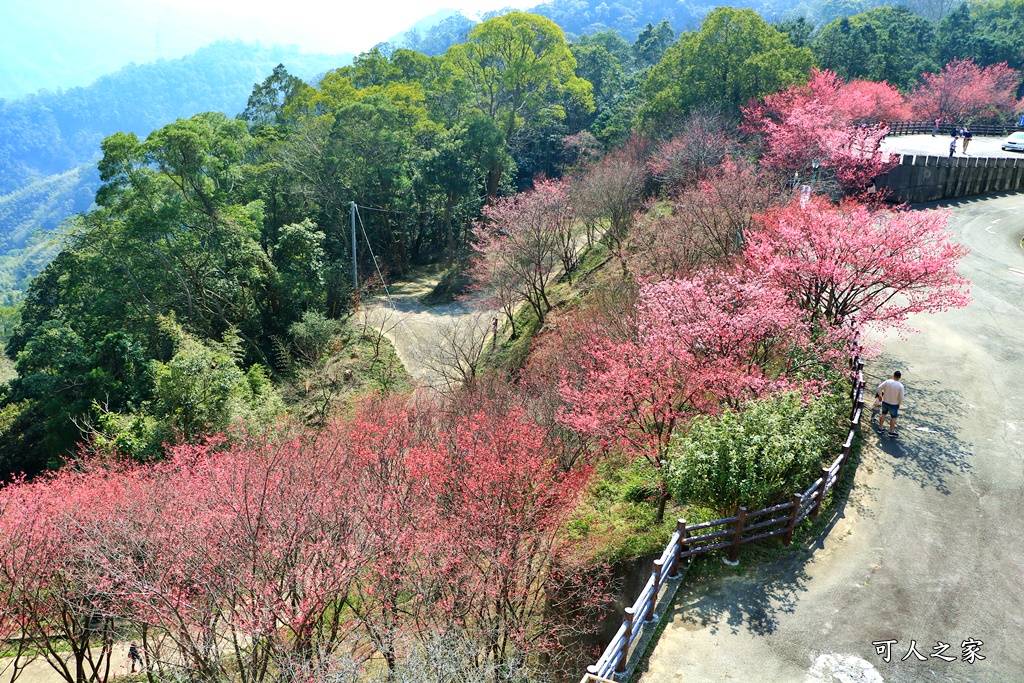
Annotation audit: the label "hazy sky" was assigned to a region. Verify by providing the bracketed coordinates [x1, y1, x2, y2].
[146, 0, 538, 52]
[1, 0, 538, 99]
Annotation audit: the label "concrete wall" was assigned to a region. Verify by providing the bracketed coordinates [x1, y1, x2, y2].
[877, 154, 1024, 204]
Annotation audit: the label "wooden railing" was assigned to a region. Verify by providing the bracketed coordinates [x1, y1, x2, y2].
[886, 120, 1023, 137]
[580, 341, 867, 682]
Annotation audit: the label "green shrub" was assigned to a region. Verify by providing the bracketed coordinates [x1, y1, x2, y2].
[150, 321, 283, 440]
[665, 389, 844, 518]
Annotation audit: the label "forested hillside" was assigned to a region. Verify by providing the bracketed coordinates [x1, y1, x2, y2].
[0, 4, 1018, 681]
[0, 42, 352, 308]
[0, 41, 351, 195]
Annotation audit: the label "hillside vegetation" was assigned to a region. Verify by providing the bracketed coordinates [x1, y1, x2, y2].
[0, 42, 352, 308]
[0, 4, 1011, 682]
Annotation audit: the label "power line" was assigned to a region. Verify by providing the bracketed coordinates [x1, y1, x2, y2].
[352, 204, 432, 375]
[354, 194, 486, 218]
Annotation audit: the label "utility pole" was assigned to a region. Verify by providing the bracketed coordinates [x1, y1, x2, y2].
[351, 201, 358, 310]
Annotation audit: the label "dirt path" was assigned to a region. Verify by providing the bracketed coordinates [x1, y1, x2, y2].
[359, 273, 492, 388]
[1, 646, 137, 683]
[638, 193, 1024, 683]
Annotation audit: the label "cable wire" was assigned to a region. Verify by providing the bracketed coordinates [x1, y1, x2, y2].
[353, 204, 433, 377]
[355, 193, 486, 217]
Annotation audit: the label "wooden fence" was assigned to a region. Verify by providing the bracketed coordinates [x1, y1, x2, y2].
[580, 342, 867, 682]
[886, 120, 1023, 137]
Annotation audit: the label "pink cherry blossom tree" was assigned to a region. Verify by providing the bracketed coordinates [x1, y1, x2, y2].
[746, 195, 971, 331]
[470, 178, 575, 330]
[630, 158, 778, 277]
[559, 271, 809, 471]
[646, 107, 740, 192]
[908, 59, 1022, 123]
[744, 69, 906, 193]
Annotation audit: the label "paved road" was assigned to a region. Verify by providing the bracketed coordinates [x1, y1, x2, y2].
[882, 133, 1024, 160]
[638, 192, 1024, 683]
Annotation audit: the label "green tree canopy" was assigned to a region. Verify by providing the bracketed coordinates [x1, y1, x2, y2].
[813, 6, 938, 90]
[442, 11, 594, 193]
[238, 64, 313, 131]
[641, 8, 813, 131]
[632, 19, 676, 68]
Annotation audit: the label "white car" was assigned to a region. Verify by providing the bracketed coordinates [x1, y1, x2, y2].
[1001, 131, 1024, 152]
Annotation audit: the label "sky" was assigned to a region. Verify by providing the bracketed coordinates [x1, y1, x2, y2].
[145, 0, 539, 53]
[0, 0, 538, 99]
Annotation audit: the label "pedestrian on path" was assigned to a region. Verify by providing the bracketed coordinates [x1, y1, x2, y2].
[949, 135, 958, 158]
[962, 127, 973, 154]
[128, 643, 142, 673]
[932, 117, 940, 136]
[875, 371, 905, 438]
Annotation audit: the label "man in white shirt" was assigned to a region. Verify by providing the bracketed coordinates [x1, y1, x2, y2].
[875, 371, 905, 438]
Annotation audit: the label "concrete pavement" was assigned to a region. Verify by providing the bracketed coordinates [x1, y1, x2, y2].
[882, 134, 1024, 160]
[637, 192, 1024, 683]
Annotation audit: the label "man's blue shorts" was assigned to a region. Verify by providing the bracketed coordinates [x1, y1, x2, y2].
[881, 402, 899, 419]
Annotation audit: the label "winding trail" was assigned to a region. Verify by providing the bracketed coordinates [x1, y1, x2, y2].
[638, 192, 1024, 683]
[359, 272, 491, 387]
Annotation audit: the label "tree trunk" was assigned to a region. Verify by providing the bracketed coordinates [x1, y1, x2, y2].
[486, 163, 504, 198]
[656, 485, 669, 524]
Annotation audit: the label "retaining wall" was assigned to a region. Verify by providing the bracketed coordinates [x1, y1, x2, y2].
[878, 154, 1024, 204]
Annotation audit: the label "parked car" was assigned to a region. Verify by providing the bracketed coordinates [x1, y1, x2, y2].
[1001, 131, 1024, 152]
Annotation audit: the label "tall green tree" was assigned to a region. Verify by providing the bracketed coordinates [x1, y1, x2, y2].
[442, 11, 594, 194]
[641, 8, 813, 131]
[576, 30, 635, 71]
[632, 20, 676, 68]
[238, 64, 312, 131]
[813, 6, 938, 89]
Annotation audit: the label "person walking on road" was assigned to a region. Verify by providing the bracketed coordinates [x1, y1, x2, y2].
[949, 135, 958, 158]
[932, 117, 940, 136]
[875, 371, 905, 438]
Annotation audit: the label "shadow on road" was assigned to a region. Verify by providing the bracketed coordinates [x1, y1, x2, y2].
[668, 560, 811, 638]
[650, 363, 974, 645]
[864, 363, 973, 495]
[665, 492, 858, 640]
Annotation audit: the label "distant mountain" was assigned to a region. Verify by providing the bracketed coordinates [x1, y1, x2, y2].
[0, 41, 351, 196]
[392, 10, 478, 56]
[0, 41, 350, 308]
[0, 165, 98, 305]
[0, 0, 364, 101]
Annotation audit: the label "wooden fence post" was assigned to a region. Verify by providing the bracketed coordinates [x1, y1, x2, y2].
[850, 387, 864, 423]
[670, 519, 688, 578]
[836, 441, 852, 490]
[727, 507, 747, 564]
[616, 608, 635, 674]
[782, 493, 803, 545]
[812, 467, 829, 516]
[646, 560, 663, 622]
